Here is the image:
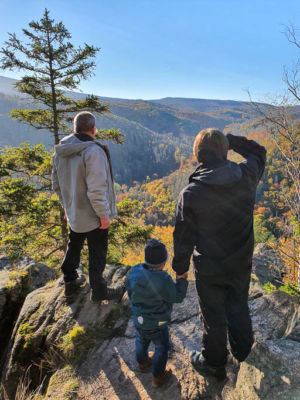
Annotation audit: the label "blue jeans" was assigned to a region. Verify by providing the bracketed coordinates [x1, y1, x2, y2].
[135, 325, 170, 377]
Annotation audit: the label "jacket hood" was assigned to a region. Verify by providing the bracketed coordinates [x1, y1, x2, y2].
[189, 160, 242, 186]
[54, 134, 95, 158]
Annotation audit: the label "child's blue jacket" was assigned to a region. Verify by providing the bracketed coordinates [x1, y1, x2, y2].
[125, 263, 188, 330]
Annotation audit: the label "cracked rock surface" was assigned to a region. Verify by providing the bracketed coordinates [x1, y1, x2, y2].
[1, 259, 300, 400]
[77, 284, 300, 400]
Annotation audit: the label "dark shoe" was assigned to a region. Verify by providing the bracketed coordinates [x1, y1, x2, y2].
[152, 367, 172, 388]
[190, 351, 226, 381]
[64, 275, 86, 299]
[106, 286, 125, 302]
[90, 291, 104, 304]
[90, 286, 125, 304]
[138, 351, 154, 373]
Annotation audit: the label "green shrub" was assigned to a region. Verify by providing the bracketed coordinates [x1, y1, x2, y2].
[263, 282, 276, 293]
[279, 282, 300, 297]
[263, 281, 300, 297]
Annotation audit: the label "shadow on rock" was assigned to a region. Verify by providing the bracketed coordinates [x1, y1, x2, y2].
[76, 283, 234, 400]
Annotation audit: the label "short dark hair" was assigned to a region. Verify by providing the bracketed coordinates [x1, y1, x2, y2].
[193, 128, 229, 164]
[74, 111, 95, 133]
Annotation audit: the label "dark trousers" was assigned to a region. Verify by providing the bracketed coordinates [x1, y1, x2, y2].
[135, 325, 170, 377]
[61, 228, 108, 300]
[194, 263, 254, 367]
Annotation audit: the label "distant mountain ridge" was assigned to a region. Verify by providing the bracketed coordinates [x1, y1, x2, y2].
[149, 96, 257, 113]
[0, 76, 273, 184]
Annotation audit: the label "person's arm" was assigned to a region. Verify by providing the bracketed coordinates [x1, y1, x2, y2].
[172, 189, 197, 275]
[85, 147, 110, 220]
[51, 155, 63, 205]
[227, 134, 267, 183]
[159, 273, 188, 304]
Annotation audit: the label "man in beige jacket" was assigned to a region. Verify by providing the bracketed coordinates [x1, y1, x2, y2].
[52, 111, 123, 302]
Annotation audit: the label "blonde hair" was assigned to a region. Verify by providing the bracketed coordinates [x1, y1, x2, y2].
[193, 128, 229, 163]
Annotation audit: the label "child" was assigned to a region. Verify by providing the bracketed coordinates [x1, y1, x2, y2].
[126, 238, 188, 388]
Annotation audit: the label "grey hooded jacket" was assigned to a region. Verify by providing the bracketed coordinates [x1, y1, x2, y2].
[52, 134, 117, 233]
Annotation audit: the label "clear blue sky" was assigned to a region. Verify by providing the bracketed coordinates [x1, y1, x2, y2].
[1, 0, 300, 101]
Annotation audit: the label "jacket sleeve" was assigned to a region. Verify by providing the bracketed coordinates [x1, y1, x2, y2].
[51, 155, 63, 205]
[172, 189, 197, 275]
[160, 273, 188, 304]
[227, 134, 267, 183]
[85, 147, 110, 218]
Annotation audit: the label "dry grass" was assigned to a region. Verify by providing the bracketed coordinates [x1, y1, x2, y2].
[32, 344, 68, 384]
[14, 366, 43, 400]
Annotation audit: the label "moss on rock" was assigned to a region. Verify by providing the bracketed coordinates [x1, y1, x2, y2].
[45, 366, 79, 400]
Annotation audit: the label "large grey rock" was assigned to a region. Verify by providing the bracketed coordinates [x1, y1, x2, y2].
[77, 287, 227, 400]
[76, 284, 300, 400]
[222, 339, 300, 400]
[24, 261, 57, 289]
[253, 243, 285, 288]
[3, 263, 300, 400]
[250, 290, 300, 342]
[1, 265, 130, 400]
[0, 259, 56, 370]
[0, 258, 56, 319]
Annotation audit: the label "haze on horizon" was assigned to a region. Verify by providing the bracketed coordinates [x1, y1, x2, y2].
[0, 0, 300, 102]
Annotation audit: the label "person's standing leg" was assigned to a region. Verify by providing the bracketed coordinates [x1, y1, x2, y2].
[226, 268, 254, 362]
[151, 325, 170, 378]
[61, 229, 85, 282]
[86, 227, 108, 301]
[195, 275, 228, 367]
[135, 328, 151, 366]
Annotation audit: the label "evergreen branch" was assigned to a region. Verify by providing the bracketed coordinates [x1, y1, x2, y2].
[96, 128, 125, 145]
[56, 96, 109, 115]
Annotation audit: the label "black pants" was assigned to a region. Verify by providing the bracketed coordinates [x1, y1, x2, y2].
[61, 228, 108, 300]
[194, 263, 254, 367]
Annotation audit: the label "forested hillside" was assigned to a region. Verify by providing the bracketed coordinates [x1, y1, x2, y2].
[0, 75, 275, 184]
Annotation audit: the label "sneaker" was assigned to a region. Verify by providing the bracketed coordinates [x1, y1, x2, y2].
[190, 350, 226, 381]
[106, 286, 125, 302]
[138, 351, 154, 373]
[64, 275, 86, 299]
[152, 367, 172, 388]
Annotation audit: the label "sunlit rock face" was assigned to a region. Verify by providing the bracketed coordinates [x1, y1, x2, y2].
[1, 260, 300, 400]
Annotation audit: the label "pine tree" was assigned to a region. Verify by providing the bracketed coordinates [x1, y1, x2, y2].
[0, 8, 122, 145]
[0, 9, 123, 254]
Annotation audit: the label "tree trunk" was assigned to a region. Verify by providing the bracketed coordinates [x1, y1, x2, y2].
[45, 13, 60, 145]
[59, 205, 68, 252]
